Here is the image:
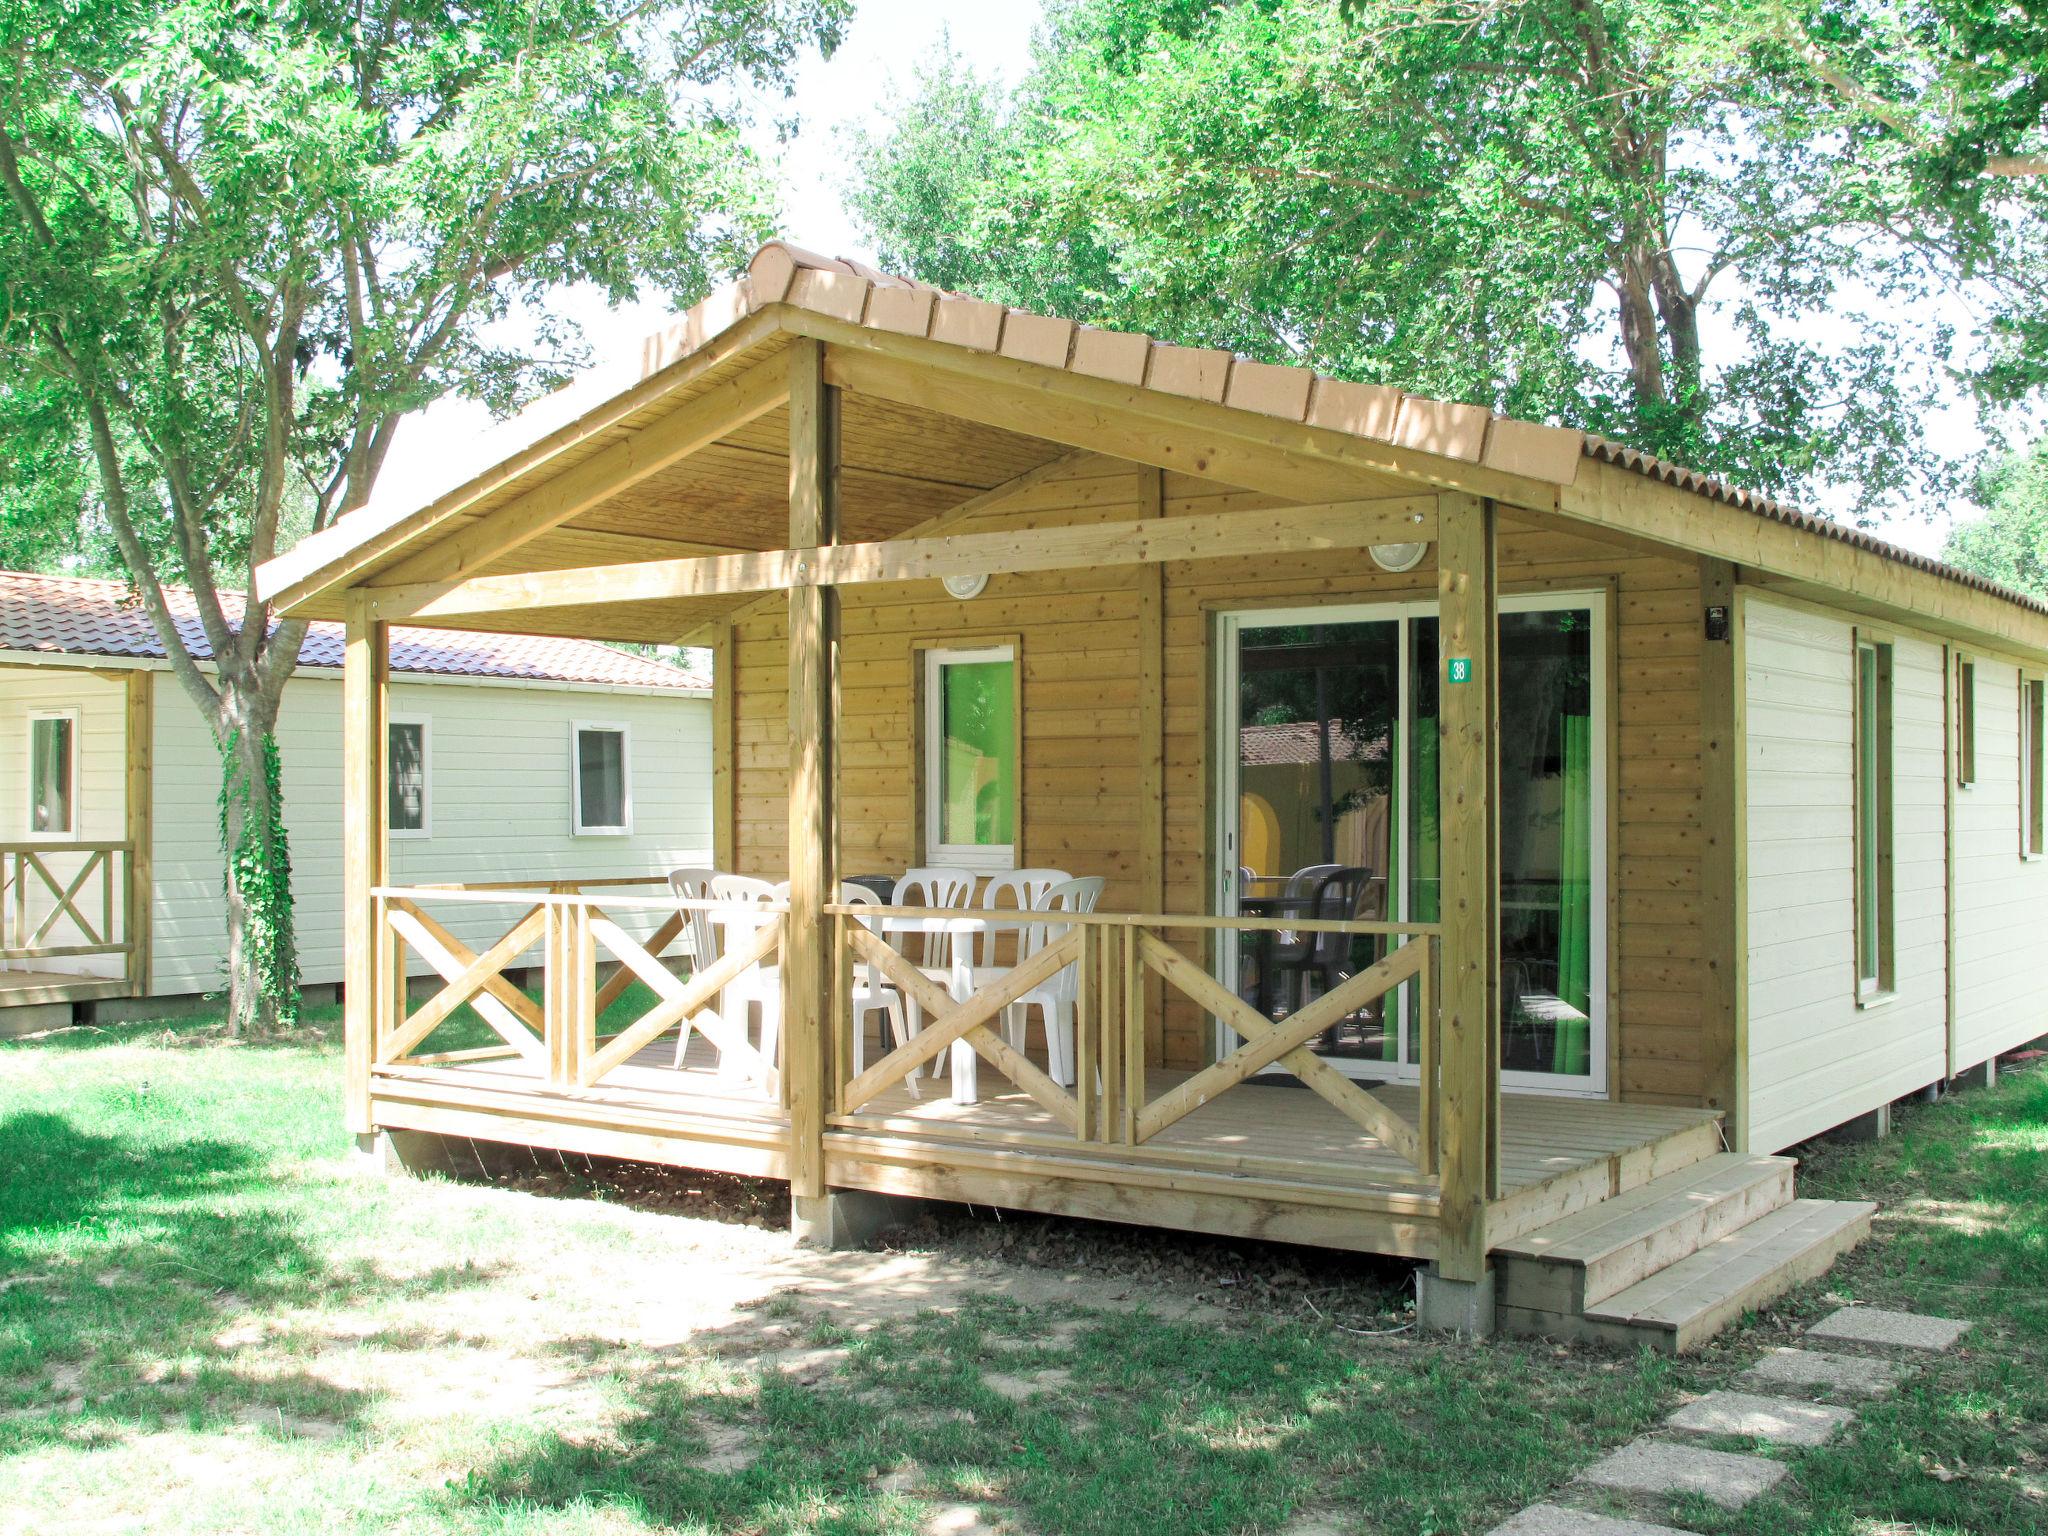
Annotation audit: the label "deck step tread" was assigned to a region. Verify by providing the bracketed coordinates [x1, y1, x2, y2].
[1588, 1198, 1876, 1338]
[1495, 1154, 1796, 1266]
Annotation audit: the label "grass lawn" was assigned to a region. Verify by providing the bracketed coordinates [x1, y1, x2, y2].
[1, 1010, 2042, 1536]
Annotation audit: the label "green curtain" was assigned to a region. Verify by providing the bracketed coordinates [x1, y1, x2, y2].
[1552, 712, 1592, 1075]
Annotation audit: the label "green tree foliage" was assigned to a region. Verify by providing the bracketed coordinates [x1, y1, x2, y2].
[847, 0, 2048, 516]
[1944, 438, 2048, 598]
[0, 0, 846, 1029]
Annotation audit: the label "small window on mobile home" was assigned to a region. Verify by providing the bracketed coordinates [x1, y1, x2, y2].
[572, 723, 631, 835]
[28, 710, 77, 836]
[387, 719, 430, 837]
[1855, 641, 1894, 997]
[1957, 657, 1976, 787]
[2024, 676, 2045, 859]
[924, 646, 1017, 869]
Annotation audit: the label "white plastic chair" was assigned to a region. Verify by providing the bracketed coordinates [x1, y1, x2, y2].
[839, 882, 916, 1098]
[889, 867, 977, 1077]
[999, 876, 1104, 1086]
[976, 869, 1071, 970]
[709, 874, 782, 1080]
[665, 867, 720, 1069]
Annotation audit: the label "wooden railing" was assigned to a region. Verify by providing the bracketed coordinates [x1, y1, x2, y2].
[825, 906, 1442, 1176]
[369, 884, 783, 1097]
[0, 841, 135, 975]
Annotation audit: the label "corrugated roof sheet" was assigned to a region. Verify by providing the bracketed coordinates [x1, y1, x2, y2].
[1581, 436, 2048, 620]
[0, 571, 709, 690]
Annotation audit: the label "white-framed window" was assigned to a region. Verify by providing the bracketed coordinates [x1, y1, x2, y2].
[2024, 674, 2045, 860]
[923, 646, 1017, 871]
[571, 721, 632, 835]
[1956, 655, 1977, 788]
[27, 708, 78, 838]
[387, 717, 431, 838]
[1855, 638, 1895, 999]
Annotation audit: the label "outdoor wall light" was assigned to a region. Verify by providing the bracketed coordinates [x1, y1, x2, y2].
[1368, 542, 1430, 573]
[942, 572, 990, 600]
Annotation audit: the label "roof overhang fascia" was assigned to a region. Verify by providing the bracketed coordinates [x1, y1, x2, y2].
[254, 306, 787, 615]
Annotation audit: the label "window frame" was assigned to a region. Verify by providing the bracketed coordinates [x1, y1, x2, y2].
[2023, 673, 2046, 861]
[386, 716, 432, 840]
[569, 720, 633, 836]
[1956, 655, 1977, 789]
[26, 707, 80, 840]
[1853, 636, 1895, 1003]
[920, 643, 1019, 873]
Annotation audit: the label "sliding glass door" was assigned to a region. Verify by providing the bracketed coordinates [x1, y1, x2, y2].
[1214, 594, 1607, 1095]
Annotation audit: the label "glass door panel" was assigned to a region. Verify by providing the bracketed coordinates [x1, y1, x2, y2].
[1499, 606, 1598, 1081]
[1215, 594, 1605, 1093]
[1230, 616, 1400, 1065]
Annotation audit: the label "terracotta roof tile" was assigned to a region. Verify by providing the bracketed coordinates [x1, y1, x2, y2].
[0, 571, 709, 689]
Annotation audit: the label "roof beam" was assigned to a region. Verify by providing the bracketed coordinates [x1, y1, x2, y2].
[363, 354, 791, 594]
[363, 497, 1435, 622]
[804, 318, 1552, 506]
[249, 317, 790, 614]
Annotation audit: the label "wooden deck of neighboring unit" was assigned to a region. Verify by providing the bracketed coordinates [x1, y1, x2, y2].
[370, 1034, 1725, 1262]
[0, 968, 133, 1009]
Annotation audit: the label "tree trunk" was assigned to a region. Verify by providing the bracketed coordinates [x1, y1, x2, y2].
[217, 676, 299, 1034]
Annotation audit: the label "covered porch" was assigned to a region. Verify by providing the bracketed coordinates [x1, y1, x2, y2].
[254, 245, 1772, 1324]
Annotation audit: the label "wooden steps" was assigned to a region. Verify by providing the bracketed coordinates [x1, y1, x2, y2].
[1495, 1152, 1874, 1353]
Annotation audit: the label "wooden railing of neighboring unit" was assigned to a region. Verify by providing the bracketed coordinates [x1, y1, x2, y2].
[0, 841, 138, 983]
[369, 885, 781, 1094]
[824, 905, 1442, 1177]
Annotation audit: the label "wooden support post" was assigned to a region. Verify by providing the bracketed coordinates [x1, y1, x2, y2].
[1135, 469, 1168, 1065]
[785, 338, 839, 1211]
[711, 619, 736, 872]
[123, 669, 152, 996]
[342, 594, 390, 1138]
[1698, 560, 1746, 1147]
[1433, 493, 1500, 1292]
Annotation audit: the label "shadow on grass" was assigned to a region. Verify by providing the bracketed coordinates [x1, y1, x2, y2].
[0, 1107, 498, 1452]
[434, 1289, 1674, 1536]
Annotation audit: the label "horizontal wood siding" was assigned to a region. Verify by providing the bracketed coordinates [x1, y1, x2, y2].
[0, 665, 132, 978]
[1953, 656, 2048, 1068]
[151, 677, 713, 995]
[731, 457, 1711, 1099]
[1741, 597, 1948, 1151]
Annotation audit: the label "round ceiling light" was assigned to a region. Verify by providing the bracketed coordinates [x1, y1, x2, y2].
[942, 572, 989, 601]
[1369, 542, 1430, 574]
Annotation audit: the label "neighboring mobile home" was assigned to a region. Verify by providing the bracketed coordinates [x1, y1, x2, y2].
[250, 242, 2048, 1345]
[0, 572, 711, 1022]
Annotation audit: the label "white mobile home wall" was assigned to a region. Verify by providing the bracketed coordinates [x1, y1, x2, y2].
[0, 666, 132, 979]
[149, 669, 713, 996]
[1741, 592, 2048, 1152]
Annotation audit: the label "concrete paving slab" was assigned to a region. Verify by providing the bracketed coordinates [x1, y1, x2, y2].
[1665, 1390, 1855, 1447]
[985, 1368, 1071, 1402]
[1576, 1438, 1788, 1510]
[1742, 1346, 1907, 1400]
[1485, 1504, 1693, 1536]
[1806, 1307, 1971, 1353]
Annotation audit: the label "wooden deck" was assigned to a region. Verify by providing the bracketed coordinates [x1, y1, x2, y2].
[371, 1032, 1723, 1261]
[0, 968, 132, 1009]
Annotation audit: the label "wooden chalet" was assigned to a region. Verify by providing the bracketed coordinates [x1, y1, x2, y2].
[252, 242, 2048, 1345]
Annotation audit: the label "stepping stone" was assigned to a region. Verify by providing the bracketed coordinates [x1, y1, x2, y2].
[691, 1421, 754, 1473]
[1742, 1346, 1907, 1400]
[1666, 1390, 1855, 1447]
[1576, 1438, 1787, 1510]
[921, 1506, 1010, 1536]
[1487, 1506, 1692, 1536]
[1805, 1307, 1971, 1353]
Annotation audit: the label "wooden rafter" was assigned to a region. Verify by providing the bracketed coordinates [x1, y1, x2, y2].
[363, 497, 1435, 621]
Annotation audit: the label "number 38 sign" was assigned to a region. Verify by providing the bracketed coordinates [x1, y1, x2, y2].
[1446, 656, 1473, 685]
